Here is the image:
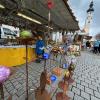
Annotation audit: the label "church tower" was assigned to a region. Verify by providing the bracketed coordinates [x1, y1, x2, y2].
[83, 0, 94, 35]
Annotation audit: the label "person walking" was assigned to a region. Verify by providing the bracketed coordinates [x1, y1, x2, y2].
[93, 40, 99, 54]
[98, 40, 100, 53]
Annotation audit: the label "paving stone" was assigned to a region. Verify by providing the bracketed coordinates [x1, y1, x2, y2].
[12, 94, 19, 100]
[72, 82, 77, 87]
[15, 84, 22, 90]
[85, 87, 94, 95]
[78, 77, 85, 82]
[89, 78, 96, 82]
[92, 81, 100, 87]
[14, 81, 20, 84]
[94, 91, 100, 99]
[74, 94, 85, 100]
[4, 80, 11, 85]
[7, 86, 15, 92]
[9, 89, 17, 95]
[77, 83, 84, 91]
[5, 83, 13, 89]
[76, 79, 81, 84]
[91, 95, 100, 100]
[96, 79, 100, 84]
[89, 84, 98, 91]
[67, 91, 74, 99]
[72, 87, 80, 95]
[81, 81, 88, 87]
[81, 90, 90, 100]
[16, 89, 25, 97]
[98, 87, 100, 93]
[19, 80, 25, 84]
[10, 79, 17, 83]
[84, 79, 92, 84]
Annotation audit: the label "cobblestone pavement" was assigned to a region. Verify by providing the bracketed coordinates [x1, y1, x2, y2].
[68, 52, 100, 100]
[1, 52, 100, 100]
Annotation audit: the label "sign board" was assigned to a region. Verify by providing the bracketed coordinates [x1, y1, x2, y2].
[0, 24, 20, 39]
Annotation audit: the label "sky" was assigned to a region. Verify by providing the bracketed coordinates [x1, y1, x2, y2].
[68, 0, 100, 36]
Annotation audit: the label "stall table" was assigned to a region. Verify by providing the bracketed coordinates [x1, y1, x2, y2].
[0, 45, 36, 67]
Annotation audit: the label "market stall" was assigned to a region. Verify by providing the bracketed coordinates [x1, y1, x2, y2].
[0, 0, 80, 100]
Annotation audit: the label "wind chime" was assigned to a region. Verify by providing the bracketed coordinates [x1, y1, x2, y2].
[35, 0, 54, 100]
[48, 0, 63, 76]
[42, 0, 54, 71]
[57, 74, 70, 100]
[47, 0, 54, 39]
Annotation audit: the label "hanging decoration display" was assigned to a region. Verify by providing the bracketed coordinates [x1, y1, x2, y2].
[46, 0, 55, 45]
[35, 71, 51, 100]
[47, 0, 54, 9]
[50, 74, 57, 82]
[20, 30, 32, 38]
[57, 75, 70, 100]
[43, 53, 50, 60]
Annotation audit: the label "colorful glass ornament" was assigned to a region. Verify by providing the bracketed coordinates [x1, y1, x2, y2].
[43, 53, 50, 59]
[50, 74, 57, 82]
[63, 63, 69, 69]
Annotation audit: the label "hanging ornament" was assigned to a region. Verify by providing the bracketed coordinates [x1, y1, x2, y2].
[47, 0, 54, 9]
[20, 30, 32, 38]
[50, 74, 57, 82]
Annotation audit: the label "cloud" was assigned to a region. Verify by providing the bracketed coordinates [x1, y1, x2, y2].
[69, 0, 100, 36]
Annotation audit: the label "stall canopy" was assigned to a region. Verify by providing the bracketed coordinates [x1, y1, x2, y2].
[0, 0, 79, 31]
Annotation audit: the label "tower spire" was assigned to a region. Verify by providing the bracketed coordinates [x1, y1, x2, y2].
[83, 0, 94, 35]
[87, 0, 94, 13]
